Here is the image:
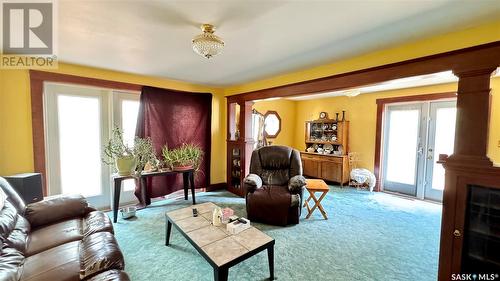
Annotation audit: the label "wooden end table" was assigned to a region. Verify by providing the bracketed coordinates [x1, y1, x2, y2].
[111, 169, 195, 223]
[303, 179, 329, 220]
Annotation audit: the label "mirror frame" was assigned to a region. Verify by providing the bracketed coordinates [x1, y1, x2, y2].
[263, 110, 281, 138]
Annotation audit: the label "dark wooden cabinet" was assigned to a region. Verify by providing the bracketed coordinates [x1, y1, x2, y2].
[301, 152, 349, 185]
[439, 160, 500, 278]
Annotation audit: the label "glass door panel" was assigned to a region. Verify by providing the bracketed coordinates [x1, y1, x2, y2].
[113, 92, 140, 199]
[424, 101, 456, 201]
[383, 104, 423, 196]
[57, 95, 102, 197]
[44, 83, 110, 208]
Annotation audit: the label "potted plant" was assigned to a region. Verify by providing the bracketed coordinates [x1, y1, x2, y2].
[102, 127, 137, 176]
[133, 136, 158, 173]
[102, 126, 158, 175]
[162, 143, 203, 172]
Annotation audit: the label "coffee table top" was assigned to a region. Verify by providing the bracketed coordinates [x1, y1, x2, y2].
[165, 202, 274, 267]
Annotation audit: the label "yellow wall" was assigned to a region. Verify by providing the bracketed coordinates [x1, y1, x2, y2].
[252, 99, 296, 147]
[0, 64, 227, 184]
[253, 77, 500, 171]
[1, 19, 499, 185]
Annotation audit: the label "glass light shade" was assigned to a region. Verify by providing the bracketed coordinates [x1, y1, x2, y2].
[192, 24, 225, 59]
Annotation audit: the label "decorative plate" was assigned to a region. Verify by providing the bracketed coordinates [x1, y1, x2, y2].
[324, 144, 334, 151]
[319, 112, 328, 119]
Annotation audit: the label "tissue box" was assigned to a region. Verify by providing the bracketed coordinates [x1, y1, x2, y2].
[221, 208, 234, 224]
[226, 218, 251, 234]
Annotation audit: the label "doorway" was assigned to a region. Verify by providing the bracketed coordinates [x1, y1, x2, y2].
[382, 100, 456, 202]
[44, 83, 139, 209]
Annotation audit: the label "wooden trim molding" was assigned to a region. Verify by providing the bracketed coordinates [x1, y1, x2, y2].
[226, 41, 500, 102]
[373, 92, 457, 192]
[29, 70, 144, 194]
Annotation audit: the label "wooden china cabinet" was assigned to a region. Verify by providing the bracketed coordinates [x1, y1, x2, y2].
[300, 117, 350, 185]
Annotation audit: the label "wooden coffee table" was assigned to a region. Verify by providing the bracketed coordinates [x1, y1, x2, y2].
[165, 202, 275, 281]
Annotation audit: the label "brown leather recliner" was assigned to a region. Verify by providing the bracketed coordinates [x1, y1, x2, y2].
[244, 145, 306, 226]
[0, 177, 130, 281]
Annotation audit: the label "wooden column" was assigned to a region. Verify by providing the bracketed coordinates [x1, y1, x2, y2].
[446, 67, 497, 166]
[438, 65, 497, 280]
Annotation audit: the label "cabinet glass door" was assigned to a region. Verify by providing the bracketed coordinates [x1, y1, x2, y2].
[462, 185, 500, 272]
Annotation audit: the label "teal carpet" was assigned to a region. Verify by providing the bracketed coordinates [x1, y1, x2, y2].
[111, 187, 442, 281]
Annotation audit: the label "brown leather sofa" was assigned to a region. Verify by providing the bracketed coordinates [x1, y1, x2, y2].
[244, 145, 307, 226]
[0, 177, 130, 281]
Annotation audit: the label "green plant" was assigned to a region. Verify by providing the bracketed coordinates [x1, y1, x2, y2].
[162, 143, 204, 171]
[133, 136, 158, 172]
[102, 126, 159, 173]
[102, 126, 133, 165]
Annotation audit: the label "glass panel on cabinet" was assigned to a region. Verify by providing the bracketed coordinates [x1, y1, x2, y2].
[462, 185, 500, 272]
[231, 148, 241, 188]
[229, 103, 241, 141]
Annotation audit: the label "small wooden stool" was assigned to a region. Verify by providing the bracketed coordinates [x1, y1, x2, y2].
[303, 179, 329, 219]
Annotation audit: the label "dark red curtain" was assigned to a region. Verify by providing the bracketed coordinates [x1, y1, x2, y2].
[135, 86, 212, 203]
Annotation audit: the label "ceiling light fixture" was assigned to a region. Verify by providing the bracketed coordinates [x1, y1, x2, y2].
[192, 24, 225, 59]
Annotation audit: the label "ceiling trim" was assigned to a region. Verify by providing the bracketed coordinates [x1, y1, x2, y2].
[226, 41, 500, 103]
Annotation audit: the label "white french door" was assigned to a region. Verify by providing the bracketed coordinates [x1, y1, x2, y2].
[44, 83, 139, 209]
[382, 100, 456, 202]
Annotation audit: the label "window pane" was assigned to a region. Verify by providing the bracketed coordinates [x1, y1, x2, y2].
[386, 109, 419, 185]
[121, 99, 139, 191]
[121, 100, 140, 148]
[58, 95, 101, 197]
[431, 107, 456, 190]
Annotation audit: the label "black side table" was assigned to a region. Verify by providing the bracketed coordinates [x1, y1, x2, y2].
[111, 169, 195, 223]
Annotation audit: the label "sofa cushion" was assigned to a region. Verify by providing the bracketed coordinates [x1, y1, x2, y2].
[25, 195, 88, 228]
[26, 219, 83, 256]
[5, 215, 30, 254]
[246, 185, 291, 226]
[21, 241, 81, 281]
[0, 201, 19, 241]
[79, 232, 125, 280]
[0, 245, 24, 281]
[83, 211, 113, 236]
[26, 211, 114, 257]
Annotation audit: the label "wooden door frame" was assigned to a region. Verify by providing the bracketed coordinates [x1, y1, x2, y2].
[374, 92, 457, 192]
[29, 70, 143, 194]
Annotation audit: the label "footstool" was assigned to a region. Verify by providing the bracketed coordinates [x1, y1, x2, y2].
[303, 179, 329, 219]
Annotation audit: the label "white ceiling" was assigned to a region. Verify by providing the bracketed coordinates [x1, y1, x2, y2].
[58, 0, 500, 87]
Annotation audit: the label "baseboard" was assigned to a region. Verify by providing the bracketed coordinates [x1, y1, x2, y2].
[207, 182, 227, 192]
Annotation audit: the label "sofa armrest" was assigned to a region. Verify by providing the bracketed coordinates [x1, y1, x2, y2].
[24, 194, 90, 228]
[244, 174, 263, 193]
[288, 175, 306, 194]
